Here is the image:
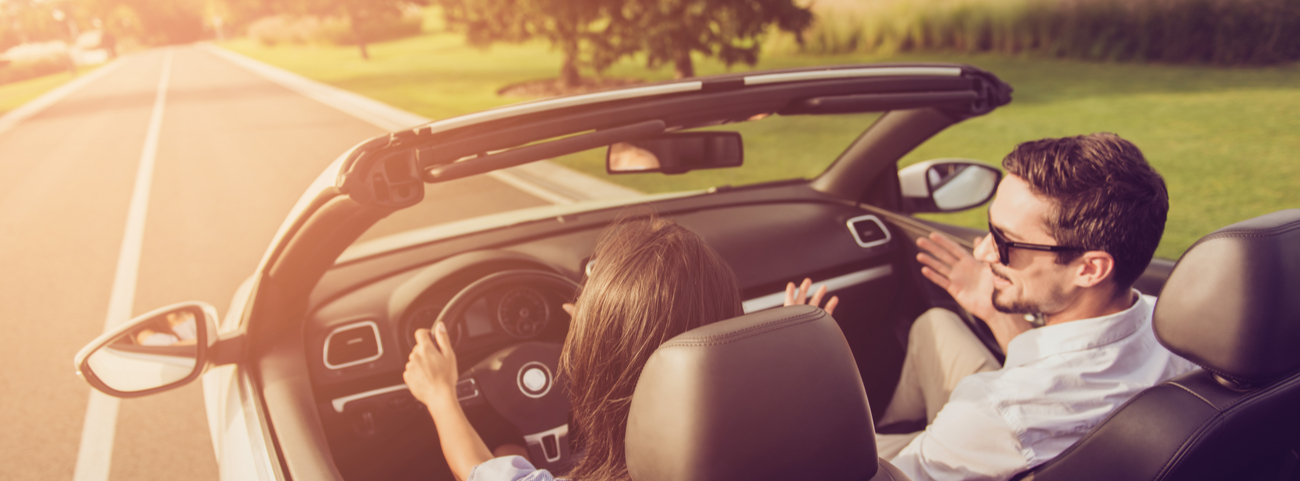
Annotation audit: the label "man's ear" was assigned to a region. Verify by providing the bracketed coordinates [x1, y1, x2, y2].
[1073, 251, 1115, 288]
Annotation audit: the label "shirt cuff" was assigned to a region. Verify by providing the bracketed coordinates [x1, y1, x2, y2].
[468, 456, 556, 481]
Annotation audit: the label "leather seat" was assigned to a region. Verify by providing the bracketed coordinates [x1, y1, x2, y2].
[1014, 209, 1300, 481]
[625, 304, 911, 481]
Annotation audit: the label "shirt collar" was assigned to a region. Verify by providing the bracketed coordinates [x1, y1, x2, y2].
[1003, 291, 1151, 368]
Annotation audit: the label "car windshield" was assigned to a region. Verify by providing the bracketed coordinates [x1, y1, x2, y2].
[354, 111, 883, 244]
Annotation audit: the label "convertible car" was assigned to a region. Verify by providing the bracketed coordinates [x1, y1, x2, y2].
[73, 63, 1300, 481]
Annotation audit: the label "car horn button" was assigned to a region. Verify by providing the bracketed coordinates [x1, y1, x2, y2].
[517, 361, 553, 398]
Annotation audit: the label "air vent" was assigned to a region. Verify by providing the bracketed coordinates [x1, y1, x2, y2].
[324, 321, 383, 369]
[847, 215, 891, 248]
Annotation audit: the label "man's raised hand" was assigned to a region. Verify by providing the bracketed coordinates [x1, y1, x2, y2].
[916, 232, 997, 321]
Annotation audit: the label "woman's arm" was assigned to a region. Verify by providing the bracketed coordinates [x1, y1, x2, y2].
[405, 323, 494, 481]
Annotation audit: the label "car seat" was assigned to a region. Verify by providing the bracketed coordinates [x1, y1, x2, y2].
[624, 304, 911, 481]
[1013, 209, 1300, 481]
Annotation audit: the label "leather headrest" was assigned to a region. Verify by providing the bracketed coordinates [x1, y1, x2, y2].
[625, 305, 877, 481]
[1154, 209, 1300, 385]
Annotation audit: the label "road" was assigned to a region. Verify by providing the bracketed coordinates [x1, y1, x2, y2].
[0, 45, 552, 480]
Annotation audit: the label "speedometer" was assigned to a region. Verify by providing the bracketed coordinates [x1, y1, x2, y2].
[496, 287, 550, 339]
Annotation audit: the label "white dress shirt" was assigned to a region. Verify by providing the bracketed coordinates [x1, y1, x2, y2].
[889, 293, 1198, 481]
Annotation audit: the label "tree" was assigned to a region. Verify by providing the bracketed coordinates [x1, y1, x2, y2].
[1, 0, 80, 50]
[433, 0, 812, 90]
[330, 0, 409, 60]
[233, 0, 419, 60]
[81, 0, 206, 45]
[433, 0, 606, 88]
[604, 0, 813, 79]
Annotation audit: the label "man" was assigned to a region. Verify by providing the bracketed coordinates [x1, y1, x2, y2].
[789, 132, 1196, 480]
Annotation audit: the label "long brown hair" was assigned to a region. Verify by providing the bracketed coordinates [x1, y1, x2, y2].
[559, 214, 743, 481]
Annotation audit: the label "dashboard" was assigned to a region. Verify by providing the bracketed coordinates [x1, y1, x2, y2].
[300, 183, 925, 480]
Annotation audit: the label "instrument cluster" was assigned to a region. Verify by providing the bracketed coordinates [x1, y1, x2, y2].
[403, 284, 567, 354]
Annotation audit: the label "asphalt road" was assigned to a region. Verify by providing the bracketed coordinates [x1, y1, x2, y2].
[0, 45, 548, 480]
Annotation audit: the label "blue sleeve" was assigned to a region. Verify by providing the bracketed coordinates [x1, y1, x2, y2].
[467, 456, 558, 481]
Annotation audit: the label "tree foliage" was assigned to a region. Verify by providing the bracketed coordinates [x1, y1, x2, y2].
[80, 0, 206, 45]
[603, 0, 812, 78]
[1, 0, 66, 51]
[433, 0, 607, 87]
[433, 0, 812, 87]
[221, 0, 419, 59]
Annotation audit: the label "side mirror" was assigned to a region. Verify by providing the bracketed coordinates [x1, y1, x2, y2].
[74, 302, 218, 398]
[606, 131, 743, 175]
[899, 159, 1001, 213]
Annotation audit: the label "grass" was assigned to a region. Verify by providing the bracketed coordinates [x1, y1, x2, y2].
[0, 68, 93, 116]
[798, 0, 1300, 66]
[222, 31, 1300, 260]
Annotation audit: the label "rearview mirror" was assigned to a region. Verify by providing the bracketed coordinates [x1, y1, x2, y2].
[606, 132, 742, 175]
[899, 159, 1001, 213]
[74, 302, 218, 398]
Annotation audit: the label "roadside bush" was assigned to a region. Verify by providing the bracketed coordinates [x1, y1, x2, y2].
[0, 42, 72, 85]
[797, 0, 1300, 65]
[247, 12, 422, 47]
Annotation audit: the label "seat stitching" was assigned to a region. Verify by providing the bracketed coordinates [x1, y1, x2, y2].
[1153, 371, 1300, 479]
[1168, 382, 1220, 410]
[659, 310, 824, 348]
[1182, 218, 1300, 252]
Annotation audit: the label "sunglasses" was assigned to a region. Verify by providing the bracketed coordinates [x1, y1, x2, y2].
[987, 214, 1083, 266]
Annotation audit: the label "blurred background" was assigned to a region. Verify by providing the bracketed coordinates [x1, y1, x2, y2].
[0, 1, 1297, 480]
[4, 0, 1297, 257]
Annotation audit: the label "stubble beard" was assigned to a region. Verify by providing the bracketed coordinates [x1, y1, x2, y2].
[990, 264, 1044, 314]
[992, 287, 1043, 314]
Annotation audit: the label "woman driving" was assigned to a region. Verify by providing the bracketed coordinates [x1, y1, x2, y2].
[403, 214, 745, 481]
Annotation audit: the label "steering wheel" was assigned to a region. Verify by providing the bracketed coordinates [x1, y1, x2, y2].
[432, 269, 579, 471]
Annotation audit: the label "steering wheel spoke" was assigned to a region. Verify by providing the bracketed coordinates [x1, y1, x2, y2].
[432, 270, 579, 471]
[456, 376, 485, 407]
[523, 423, 571, 468]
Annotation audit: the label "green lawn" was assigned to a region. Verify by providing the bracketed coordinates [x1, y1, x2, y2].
[224, 34, 1300, 260]
[0, 68, 92, 116]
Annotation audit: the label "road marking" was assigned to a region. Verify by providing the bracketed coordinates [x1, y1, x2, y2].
[487, 169, 575, 204]
[73, 48, 174, 481]
[200, 43, 643, 205]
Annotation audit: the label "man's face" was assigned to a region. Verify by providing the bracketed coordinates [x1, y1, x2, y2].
[972, 175, 1079, 315]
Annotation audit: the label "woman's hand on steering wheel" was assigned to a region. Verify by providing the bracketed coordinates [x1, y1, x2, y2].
[404, 322, 459, 409]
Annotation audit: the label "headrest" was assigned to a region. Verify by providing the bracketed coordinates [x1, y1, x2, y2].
[1154, 209, 1300, 385]
[625, 305, 877, 481]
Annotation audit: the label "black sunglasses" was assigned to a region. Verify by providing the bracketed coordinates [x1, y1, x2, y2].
[987, 214, 1083, 266]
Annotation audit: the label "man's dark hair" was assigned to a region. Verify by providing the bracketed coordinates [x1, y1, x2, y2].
[1002, 132, 1168, 294]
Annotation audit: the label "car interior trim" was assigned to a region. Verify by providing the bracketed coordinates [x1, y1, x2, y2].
[423, 120, 667, 183]
[780, 90, 980, 115]
[846, 214, 893, 248]
[523, 423, 569, 463]
[744, 67, 962, 86]
[418, 83, 703, 137]
[456, 378, 481, 403]
[741, 264, 894, 313]
[322, 321, 384, 370]
[240, 369, 284, 481]
[330, 383, 409, 413]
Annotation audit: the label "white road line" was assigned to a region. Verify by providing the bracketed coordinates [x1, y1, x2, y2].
[72, 48, 173, 481]
[200, 43, 643, 205]
[487, 170, 575, 205]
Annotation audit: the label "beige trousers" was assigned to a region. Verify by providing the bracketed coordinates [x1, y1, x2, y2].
[875, 308, 1002, 459]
